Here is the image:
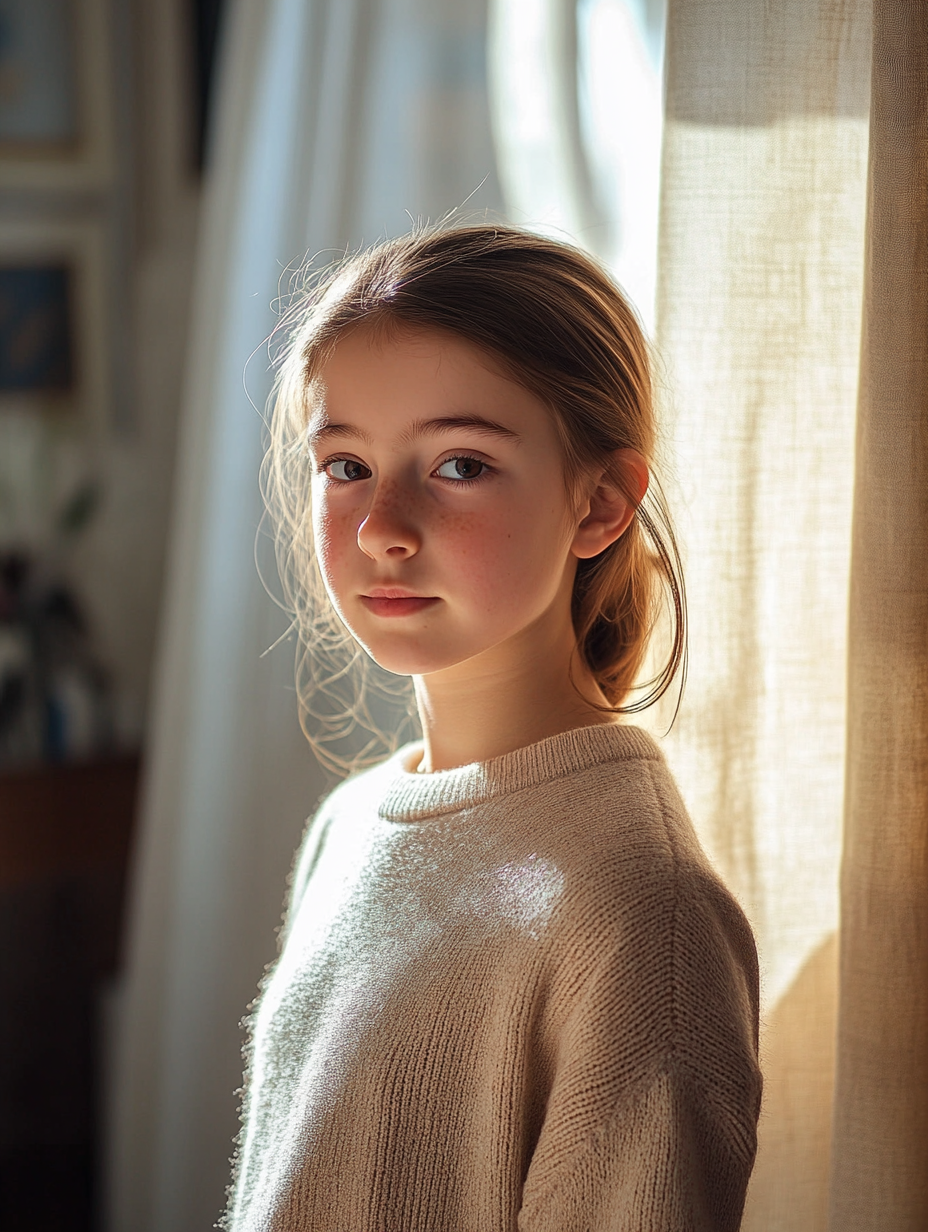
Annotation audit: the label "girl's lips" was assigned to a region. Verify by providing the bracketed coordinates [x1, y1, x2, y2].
[360, 594, 440, 618]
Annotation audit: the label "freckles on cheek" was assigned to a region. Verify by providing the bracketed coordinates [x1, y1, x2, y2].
[439, 510, 527, 603]
[437, 509, 499, 562]
[450, 496, 571, 622]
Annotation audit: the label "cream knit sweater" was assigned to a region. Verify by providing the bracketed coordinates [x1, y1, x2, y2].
[226, 723, 761, 1232]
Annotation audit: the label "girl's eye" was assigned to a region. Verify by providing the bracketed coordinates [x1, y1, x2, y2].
[325, 458, 372, 482]
[434, 456, 487, 482]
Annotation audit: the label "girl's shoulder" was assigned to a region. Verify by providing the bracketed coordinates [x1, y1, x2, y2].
[533, 735, 760, 1096]
[526, 729, 758, 998]
[504, 724, 705, 878]
[283, 744, 415, 923]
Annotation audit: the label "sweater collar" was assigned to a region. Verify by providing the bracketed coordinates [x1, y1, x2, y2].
[377, 722, 660, 822]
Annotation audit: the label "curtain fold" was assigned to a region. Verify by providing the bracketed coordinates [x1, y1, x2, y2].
[106, 2, 500, 1229]
[654, 1, 871, 1228]
[830, 3, 928, 1228]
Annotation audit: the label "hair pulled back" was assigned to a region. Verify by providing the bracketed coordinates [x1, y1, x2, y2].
[266, 225, 685, 773]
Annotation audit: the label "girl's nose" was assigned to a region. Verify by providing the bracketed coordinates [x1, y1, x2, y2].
[357, 482, 422, 560]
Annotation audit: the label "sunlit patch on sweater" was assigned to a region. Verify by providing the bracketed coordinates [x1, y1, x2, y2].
[448, 854, 565, 939]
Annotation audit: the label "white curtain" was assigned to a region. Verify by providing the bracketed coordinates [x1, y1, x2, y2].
[489, 0, 665, 330]
[106, 2, 500, 1229]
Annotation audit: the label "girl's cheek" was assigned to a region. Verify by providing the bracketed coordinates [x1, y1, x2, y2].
[451, 503, 566, 606]
[436, 506, 508, 560]
[312, 506, 355, 584]
[441, 514, 529, 604]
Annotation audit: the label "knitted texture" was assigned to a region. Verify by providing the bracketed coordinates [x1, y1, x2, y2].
[225, 724, 761, 1231]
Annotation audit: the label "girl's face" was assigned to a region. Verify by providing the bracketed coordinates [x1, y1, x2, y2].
[307, 325, 593, 679]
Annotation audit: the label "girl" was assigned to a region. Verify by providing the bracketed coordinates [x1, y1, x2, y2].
[224, 226, 761, 1231]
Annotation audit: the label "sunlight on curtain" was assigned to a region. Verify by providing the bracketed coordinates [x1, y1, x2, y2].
[654, 115, 866, 1231]
[653, 2, 871, 1229]
[488, 0, 664, 330]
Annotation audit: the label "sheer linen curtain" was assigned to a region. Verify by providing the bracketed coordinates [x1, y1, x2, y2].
[106, 1, 500, 1230]
[656, 1, 927, 1229]
[656, 1, 868, 1226]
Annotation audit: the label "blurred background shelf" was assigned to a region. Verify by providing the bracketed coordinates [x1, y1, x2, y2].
[0, 754, 140, 1232]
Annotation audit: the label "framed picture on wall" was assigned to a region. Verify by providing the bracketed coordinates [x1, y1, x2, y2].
[0, 0, 114, 189]
[0, 220, 110, 422]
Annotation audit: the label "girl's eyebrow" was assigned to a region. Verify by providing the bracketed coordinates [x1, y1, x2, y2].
[405, 415, 521, 443]
[307, 421, 374, 448]
[307, 415, 522, 449]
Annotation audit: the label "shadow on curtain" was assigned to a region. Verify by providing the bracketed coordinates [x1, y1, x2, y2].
[831, 2, 928, 1225]
[106, 2, 501, 1229]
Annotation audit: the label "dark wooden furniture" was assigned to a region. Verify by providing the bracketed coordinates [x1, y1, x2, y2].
[0, 756, 140, 1232]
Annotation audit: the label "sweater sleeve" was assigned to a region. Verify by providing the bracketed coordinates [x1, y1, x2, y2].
[518, 1066, 756, 1232]
[518, 851, 762, 1232]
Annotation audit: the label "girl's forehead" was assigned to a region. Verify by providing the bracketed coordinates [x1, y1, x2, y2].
[305, 326, 565, 455]
[314, 324, 530, 414]
[323, 319, 508, 378]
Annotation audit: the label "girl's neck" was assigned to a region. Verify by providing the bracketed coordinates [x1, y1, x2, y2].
[412, 615, 618, 774]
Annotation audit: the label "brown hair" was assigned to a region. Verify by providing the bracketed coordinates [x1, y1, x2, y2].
[265, 225, 685, 772]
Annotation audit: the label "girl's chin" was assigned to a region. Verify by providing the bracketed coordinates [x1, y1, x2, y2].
[358, 636, 477, 679]
[363, 650, 458, 678]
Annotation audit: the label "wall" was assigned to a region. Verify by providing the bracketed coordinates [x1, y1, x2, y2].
[0, 0, 201, 760]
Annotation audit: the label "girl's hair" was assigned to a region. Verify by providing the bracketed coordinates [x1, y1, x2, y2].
[265, 225, 686, 773]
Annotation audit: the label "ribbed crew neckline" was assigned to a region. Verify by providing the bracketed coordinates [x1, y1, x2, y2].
[378, 722, 660, 822]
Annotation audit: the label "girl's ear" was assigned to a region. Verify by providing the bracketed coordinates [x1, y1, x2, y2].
[571, 449, 649, 561]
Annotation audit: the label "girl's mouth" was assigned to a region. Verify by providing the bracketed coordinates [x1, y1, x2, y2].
[360, 592, 440, 617]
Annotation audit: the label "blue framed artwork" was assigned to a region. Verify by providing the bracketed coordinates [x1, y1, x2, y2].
[0, 221, 109, 421]
[0, 265, 74, 394]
